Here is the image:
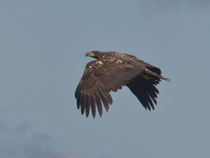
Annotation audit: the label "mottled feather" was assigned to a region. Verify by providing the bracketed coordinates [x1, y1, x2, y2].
[75, 51, 169, 118]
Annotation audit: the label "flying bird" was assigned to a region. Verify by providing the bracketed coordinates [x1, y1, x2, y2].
[75, 51, 169, 118]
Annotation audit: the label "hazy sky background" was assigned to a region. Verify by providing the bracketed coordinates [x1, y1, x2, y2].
[1, 0, 210, 158]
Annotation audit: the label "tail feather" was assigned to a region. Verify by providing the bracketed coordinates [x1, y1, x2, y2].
[144, 68, 170, 81]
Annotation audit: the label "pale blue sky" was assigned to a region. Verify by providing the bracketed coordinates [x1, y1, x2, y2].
[0, 0, 210, 158]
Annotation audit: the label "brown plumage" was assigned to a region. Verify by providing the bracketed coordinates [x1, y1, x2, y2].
[75, 51, 170, 118]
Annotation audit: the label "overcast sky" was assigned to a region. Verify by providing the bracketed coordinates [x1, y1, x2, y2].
[1, 0, 210, 158]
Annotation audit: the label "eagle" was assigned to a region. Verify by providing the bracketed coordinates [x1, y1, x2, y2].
[75, 51, 169, 118]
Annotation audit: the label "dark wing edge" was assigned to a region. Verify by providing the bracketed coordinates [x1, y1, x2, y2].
[127, 62, 168, 110]
[127, 75, 159, 110]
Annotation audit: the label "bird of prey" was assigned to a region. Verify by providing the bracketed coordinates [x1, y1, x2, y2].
[75, 51, 169, 118]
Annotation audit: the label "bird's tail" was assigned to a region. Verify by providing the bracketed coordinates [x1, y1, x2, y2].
[144, 68, 170, 81]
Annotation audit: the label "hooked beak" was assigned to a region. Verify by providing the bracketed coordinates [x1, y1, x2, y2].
[85, 52, 95, 57]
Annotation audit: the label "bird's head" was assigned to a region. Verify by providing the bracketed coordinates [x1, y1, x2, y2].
[85, 51, 104, 59]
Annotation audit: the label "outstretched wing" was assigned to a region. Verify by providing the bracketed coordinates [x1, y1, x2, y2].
[75, 56, 144, 118]
[127, 62, 162, 110]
